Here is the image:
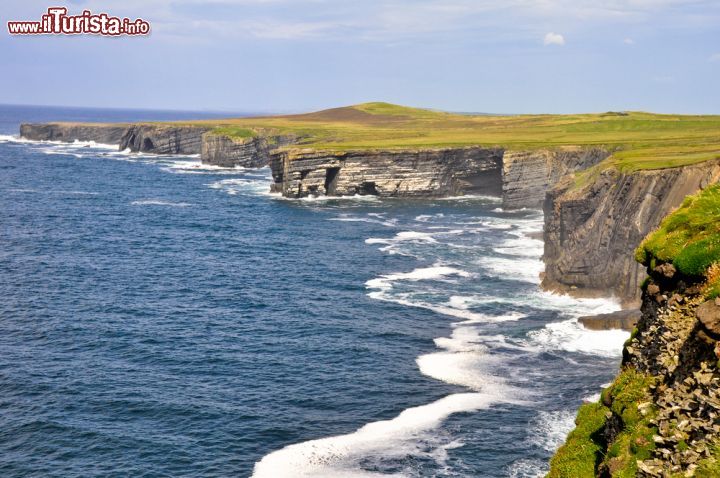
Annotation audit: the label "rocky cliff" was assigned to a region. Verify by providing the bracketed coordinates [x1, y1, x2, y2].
[543, 160, 720, 305]
[201, 134, 299, 168]
[21, 122, 209, 154]
[549, 184, 720, 476]
[20, 122, 617, 206]
[201, 134, 269, 168]
[269, 147, 505, 198]
[502, 147, 610, 209]
[20, 123, 129, 145]
[118, 125, 209, 155]
[20, 122, 277, 167]
[270, 145, 608, 205]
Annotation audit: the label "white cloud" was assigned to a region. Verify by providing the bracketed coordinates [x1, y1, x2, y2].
[19, 0, 716, 43]
[544, 32, 565, 46]
[624, 38, 635, 44]
[709, 53, 720, 62]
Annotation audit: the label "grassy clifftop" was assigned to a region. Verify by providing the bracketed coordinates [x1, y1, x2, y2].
[636, 184, 720, 298]
[178, 102, 720, 172]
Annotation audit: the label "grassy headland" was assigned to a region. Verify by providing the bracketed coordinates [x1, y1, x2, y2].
[176, 102, 720, 173]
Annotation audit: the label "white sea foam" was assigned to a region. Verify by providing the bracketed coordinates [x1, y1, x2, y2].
[507, 458, 547, 478]
[527, 410, 576, 452]
[281, 194, 380, 203]
[130, 199, 192, 207]
[436, 194, 502, 203]
[161, 159, 247, 174]
[329, 214, 397, 228]
[0, 135, 118, 150]
[583, 392, 602, 403]
[207, 176, 273, 196]
[477, 256, 544, 284]
[6, 188, 99, 196]
[493, 235, 544, 257]
[527, 318, 629, 358]
[252, 392, 503, 478]
[365, 265, 471, 291]
[417, 350, 506, 392]
[365, 231, 437, 246]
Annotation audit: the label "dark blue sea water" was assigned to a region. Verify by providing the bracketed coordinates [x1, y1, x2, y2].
[0, 105, 629, 477]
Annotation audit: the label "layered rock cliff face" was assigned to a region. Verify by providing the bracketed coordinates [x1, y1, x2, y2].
[20, 123, 277, 168]
[118, 125, 209, 155]
[269, 147, 504, 198]
[502, 147, 610, 209]
[21, 122, 209, 154]
[201, 134, 269, 168]
[201, 134, 298, 168]
[20, 123, 128, 145]
[543, 160, 720, 304]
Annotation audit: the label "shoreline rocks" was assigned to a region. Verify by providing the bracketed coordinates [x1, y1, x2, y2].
[578, 309, 641, 331]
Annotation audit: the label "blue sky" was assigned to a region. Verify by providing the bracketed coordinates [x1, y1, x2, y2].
[2, 0, 719, 113]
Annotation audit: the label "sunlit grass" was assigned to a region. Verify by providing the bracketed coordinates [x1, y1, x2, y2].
[116, 102, 720, 172]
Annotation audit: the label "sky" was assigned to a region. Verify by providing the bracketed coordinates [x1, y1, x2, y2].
[1, 0, 719, 114]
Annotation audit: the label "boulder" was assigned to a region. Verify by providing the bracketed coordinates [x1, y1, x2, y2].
[578, 309, 641, 331]
[696, 299, 720, 338]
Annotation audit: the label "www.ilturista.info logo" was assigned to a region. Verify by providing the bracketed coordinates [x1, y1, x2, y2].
[7, 7, 150, 36]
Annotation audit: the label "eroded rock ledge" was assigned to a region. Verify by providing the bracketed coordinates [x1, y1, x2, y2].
[269, 146, 607, 204]
[269, 147, 505, 198]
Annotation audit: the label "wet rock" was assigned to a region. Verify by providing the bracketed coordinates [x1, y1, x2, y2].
[578, 309, 641, 331]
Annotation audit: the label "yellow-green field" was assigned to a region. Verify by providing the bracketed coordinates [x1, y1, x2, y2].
[183, 102, 720, 172]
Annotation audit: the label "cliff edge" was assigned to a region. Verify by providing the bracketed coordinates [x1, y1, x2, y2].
[543, 161, 720, 305]
[549, 184, 720, 477]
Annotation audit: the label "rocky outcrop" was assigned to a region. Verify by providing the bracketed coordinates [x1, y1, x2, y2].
[119, 125, 209, 154]
[202, 134, 269, 168]
[269, 147, 504, 198]
[543, 160, 720, 305]
[20, 123, 129, 145]
[20, 122, 303, 168]
[578, 309, 641, 331]
[201, 134, 298, 168]
[269, 145, 608, 205]
[551, 265, 720, 477]
[21, 122, 209, 154]
[502, 147, 610, 209]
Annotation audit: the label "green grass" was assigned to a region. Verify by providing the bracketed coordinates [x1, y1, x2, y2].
[64, 101, 720, 173]
[160, 102, 720, 172]
[599, 369, 657, 477]
[549, 368, 656, 478]
[636, 184, 720, 280]
[696, 440, 720, 476]
[548, 402, 609, 478]
[208, 127, 257, 139]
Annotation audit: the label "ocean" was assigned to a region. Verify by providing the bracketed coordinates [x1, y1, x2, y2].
[0, 105, 628, 477]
